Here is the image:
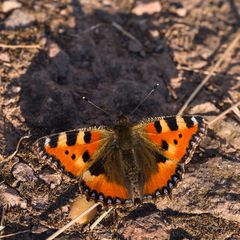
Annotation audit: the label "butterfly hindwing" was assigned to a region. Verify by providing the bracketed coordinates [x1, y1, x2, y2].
[134, 116, 206, 197]
[80, 149, 130, 205]
[34, 128, 110, 177]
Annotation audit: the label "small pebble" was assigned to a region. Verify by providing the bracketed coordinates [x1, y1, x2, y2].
[12, 163, 37, 182]
[5, 9, 35, 28]
[0, 183, 27, 209]
[0, 52, 10, 62]
[149, 30, 159, 38]
[69, 196, 97, 224]
[132, 1, 162, 15]
[1, 0, 22, 13]
[39, 170, 62, 188]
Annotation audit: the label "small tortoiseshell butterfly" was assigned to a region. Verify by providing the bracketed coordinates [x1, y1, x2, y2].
[34, 114, 206, 206]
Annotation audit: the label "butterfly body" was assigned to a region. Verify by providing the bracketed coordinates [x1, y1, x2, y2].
[34, 115, 206, 205]
[115, 117, 144, 201]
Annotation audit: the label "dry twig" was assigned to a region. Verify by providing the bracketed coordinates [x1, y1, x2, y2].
[90, 207, 114, 230]
[112, 22, 143, 48]
[177, 65, 240, 81]
[46, 203, 101, 240]
[0, 43, 41, 49]
[0, 230, 30, 239]
[0, 208, 5, 233]
[0, 135, 31, 165]
[207, 101, 240, 127]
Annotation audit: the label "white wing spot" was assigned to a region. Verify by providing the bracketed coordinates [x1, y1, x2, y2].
[45, 138, 50, 146]
[191, 116, 197, 124]
[99, 195, 104, 201]
[155, 191, 161, 196]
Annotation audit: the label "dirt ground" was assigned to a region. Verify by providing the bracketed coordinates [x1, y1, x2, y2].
[0, 0, 240, 239]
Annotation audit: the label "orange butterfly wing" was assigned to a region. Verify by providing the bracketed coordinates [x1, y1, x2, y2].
[133, 116, 206, 197]
[34, 128, 131, 204]
[34, 116, 206, 205]
[80, 158, 130, 204]
[34, 128, 110, 177]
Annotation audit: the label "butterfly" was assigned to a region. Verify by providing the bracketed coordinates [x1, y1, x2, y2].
[33, 114, 206, 206]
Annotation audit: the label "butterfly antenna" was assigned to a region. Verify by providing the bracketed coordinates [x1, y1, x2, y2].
[129, 83, 159, 115]
[82, 97, 111, 117]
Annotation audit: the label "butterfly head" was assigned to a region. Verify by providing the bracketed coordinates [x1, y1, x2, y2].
[113, 115, 132, 139]
[115, 115, 130, 126]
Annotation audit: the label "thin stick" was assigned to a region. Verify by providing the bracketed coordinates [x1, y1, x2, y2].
[207, 101, 240, 127]
[70, 24, 102, 38]
[90, 207, 114, 230]
[177, 65, 240, 81]
[178, 31, 240, 115]
[83, 23, 102, 33]
[0, 230, 30, 239]
[46, 203, 100, 240]
[0, 207, 5, 231]
[232, 105, 240, 119]
[226, 97, 240, 119]
[0, 135, 31, 165]
[0, 43, 41, 49]
[112, 22, 143, 48]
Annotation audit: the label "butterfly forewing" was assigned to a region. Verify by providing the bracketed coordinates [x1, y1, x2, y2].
[133, 116, 206, 197]
[34, 128, 111, 177]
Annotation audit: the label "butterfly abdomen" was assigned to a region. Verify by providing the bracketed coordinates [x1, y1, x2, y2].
[121, 150, 144, 200]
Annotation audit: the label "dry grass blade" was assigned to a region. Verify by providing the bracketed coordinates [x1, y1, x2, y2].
[178, 31, 240, 115]
[46, 203, 100, 240]
[0, 43, 41, 49]
[112, 22, 142, 48]
[0, 230, 30, 239]
[207, 101, 240, 127]
[0, 135, 31, 165]
[90, 207, 114, 230]
[176, 66, 240, 81]
[0, 208, 5, 232]
[232, 105, 240, 119]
